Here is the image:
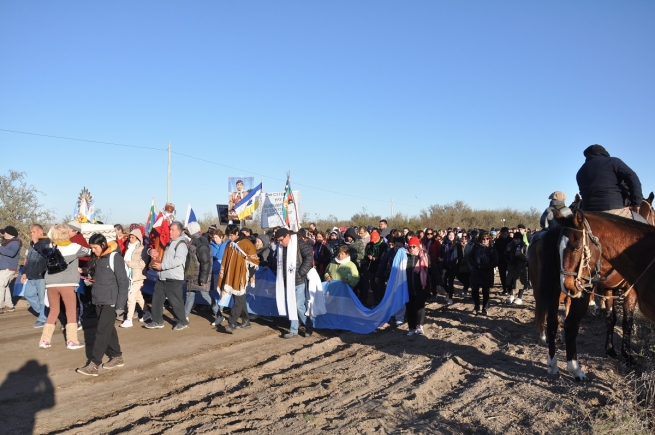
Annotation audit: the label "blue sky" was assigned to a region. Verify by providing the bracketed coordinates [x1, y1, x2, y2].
[1, 1, 654, 225]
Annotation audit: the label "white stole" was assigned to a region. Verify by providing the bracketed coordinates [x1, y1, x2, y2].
[276, 234, 298, 321]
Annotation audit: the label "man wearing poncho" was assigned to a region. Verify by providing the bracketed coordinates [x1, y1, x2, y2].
[218, 224, 259, 333]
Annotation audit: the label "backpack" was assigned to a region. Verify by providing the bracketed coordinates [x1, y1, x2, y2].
[171, 240, 193, 279]
[42, 245, 72, 274]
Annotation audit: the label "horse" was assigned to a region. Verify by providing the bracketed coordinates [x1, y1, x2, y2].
[548, 192, 655, 362]
[542, 209, 655, 381]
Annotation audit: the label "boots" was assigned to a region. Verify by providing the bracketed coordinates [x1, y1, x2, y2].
[39, 323, 56, 348]
[65, 323, 85, 349]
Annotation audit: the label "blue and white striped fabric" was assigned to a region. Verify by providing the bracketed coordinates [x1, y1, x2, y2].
[141, 248, 410, 334]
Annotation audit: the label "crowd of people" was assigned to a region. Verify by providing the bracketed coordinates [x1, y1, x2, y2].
[0, 143, 647, 377]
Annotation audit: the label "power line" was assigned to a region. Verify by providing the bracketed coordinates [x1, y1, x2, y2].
[0, 128, 167, 151]
[0, 127, 421, 209]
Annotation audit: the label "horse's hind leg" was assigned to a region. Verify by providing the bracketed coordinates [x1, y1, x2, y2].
[564, 293, 591, 381]
[621, 291, 638, 366]
[604, 295, 618, 358]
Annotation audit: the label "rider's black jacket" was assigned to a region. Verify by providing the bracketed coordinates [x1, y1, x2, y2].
[576, 153, 643, 211]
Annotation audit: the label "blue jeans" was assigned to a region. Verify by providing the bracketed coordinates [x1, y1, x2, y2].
[23, 279, 47, 323]
[289, 282, 312, 334]
[184, 290, 219, 319]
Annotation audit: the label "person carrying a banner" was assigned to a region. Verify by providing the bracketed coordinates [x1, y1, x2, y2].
[273, 228, 314, 339]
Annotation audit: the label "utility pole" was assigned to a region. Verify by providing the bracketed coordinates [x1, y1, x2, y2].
[391, 199, 395, 216]
[167, 142, 171, 203]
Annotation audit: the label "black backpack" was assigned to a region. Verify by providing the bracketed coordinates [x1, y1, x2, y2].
[42, 245, 70, 274]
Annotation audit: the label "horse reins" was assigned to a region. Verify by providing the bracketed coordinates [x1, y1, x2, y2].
[560, 218, 603, 297]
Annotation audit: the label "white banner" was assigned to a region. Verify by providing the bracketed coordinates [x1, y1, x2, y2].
[260, 191, 301, 229]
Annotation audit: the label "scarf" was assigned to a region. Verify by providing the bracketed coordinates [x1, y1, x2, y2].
[413, 248, 429, 288]
[276, 234, 298, 321]
[371, 240, 383, 259]
[53, 240, 71, 247]
[125, 241, 138, 262]
[335, 255, 351, 265]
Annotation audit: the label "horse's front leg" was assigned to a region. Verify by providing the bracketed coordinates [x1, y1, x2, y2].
[604, 295, 618, 358]
[621, 291, 638, 366]
[564, 293, 591, 381]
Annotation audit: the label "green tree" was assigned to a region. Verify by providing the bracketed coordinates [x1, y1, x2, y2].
[0, 170, 55, 251]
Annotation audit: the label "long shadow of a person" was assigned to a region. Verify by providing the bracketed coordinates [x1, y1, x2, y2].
[0, 360, 55, 435]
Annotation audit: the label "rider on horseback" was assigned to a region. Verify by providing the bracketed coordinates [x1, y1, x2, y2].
[576, 144, 645, 221]
[539, 191, 573, 230]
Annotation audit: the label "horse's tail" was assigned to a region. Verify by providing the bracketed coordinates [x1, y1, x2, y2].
[533, 228, 560, 333]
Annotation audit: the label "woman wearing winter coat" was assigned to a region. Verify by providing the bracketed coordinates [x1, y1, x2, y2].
[76, 233, 130, 376]
[405, 237, 431, 336]
[120, 228, 151, 327]
[313, 232, 332, 280]
[455, 234, 473, 296]
[324, 245, 360, 288]
[468, 230, 499, 316]
[439, 231, 460, 305]
[39, 224, 90, 350]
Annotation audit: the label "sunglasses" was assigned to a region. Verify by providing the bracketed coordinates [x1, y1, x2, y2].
[426, 233, 433, 235]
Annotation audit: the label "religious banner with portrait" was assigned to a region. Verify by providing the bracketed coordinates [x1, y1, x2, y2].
[228, 177, 254, 220]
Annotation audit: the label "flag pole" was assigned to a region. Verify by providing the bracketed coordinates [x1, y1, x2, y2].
[287, 171, 301, 231]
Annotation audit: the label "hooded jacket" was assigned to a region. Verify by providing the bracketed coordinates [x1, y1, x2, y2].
[23, 236, 50, 280]
[124, 229, 147, 282]
[90, 243, 130, 308]
[576, 148, 643, 211]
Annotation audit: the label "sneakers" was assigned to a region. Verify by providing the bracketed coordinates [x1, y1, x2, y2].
[33, 321, 46, 328]
[120, 319, 133, 328]
[481, 308, 488, 316]
[76, 361, 99, 377]
[407, 330, 415, 336]
[173, 323, 188, 331]
[139, 311, 152, 323]
[67, 341, 85, 350]
[39, 340, 51, 348]
[461, 291, 470, 297]
[471, 309, 479, 316]
[416, 325, 424, 335]
[2, 307, 15, 313]
[211, 315, 225, 326]
[236, 320, 251, 329]
[102, 356, 125, 370]
[446, 298, 454, 305]
[145, 322, 165, 329]
[283, 332, 298, 339]
[225, 324, 236, 334]
[507, 295, 515, 304]
[304, 327, 313, 337]
[513, 298, 523, 305]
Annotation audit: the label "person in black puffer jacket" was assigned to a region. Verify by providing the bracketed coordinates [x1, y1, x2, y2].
[76, 233, 129, 376]
[184, 222, 213, 322]
[469, 230, 498, 316]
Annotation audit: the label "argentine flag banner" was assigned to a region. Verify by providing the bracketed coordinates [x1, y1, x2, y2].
[234, 182, 263, 220]
[142, 247, 410, 334]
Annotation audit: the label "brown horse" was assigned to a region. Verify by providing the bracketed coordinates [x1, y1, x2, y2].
[544, 209, 655, 380]
[544, 192, 655, 362]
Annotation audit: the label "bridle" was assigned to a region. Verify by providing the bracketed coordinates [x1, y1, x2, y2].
[559, 218, 603, 298]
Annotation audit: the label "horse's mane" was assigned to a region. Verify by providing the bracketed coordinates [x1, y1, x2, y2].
[586, 211, 655, 234]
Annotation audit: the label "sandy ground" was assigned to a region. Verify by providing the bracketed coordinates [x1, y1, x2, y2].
[0, 277, 640, 435]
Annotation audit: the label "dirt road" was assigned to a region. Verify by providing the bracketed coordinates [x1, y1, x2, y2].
[0, 285, 637, 434]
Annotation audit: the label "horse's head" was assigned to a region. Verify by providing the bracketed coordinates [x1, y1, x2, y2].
[553, 208, 602, 298]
